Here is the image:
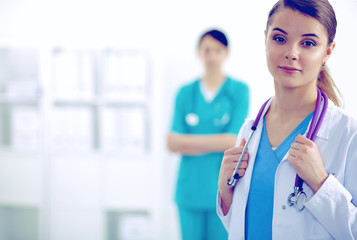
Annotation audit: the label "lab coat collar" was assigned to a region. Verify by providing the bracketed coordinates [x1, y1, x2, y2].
[314, 99, 334, 141]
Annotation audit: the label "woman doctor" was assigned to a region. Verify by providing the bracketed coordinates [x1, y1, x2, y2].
[167, 29, 249, 240]
[217, 0, 357, 239]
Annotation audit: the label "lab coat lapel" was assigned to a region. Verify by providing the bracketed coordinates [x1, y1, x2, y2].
[241, 98, 274, 200]
[229, 98, 273, 239]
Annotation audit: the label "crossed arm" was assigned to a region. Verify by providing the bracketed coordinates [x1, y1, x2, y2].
[166, 132, 237, 156]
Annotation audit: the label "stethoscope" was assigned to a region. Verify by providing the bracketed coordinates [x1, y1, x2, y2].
[185, 81, 233, 127]
[227, 88, 328, 211]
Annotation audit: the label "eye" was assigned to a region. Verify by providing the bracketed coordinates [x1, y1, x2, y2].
[301, 40, 316, 47]
[273, 35, 287, 44]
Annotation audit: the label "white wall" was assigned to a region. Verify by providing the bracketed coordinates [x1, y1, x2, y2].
[0, 0, 356, 239]
[0, 0, 356, 112]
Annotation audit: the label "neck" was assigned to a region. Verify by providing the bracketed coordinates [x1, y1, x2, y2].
[269, 85, 318, 122]
[203, 70, 225, 91]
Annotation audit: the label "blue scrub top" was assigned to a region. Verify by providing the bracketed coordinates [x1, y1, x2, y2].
[245, 112, 313, 239]
[171, 77, 250, 209]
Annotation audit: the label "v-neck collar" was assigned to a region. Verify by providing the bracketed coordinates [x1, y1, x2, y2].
[198, 77, 228, 103]
[262, 111, 314, 162]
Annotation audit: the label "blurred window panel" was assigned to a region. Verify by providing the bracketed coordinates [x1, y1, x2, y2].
[0, 48, 40, 150]
[103, 51, 148, 102]
[0, 48, 40, 101]
[50, 106, 93, 152]
[100, 106, 147, 153]
[106, 210, 152, 240]
[52, 49, 95, 101]
[11, 105, 41, 151]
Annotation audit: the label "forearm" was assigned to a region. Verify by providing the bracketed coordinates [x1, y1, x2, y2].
[219, 188, 234, 216]
[167, 133, 236, 155]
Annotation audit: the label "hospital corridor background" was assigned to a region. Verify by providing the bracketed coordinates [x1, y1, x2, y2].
[0, 0, 356, 239]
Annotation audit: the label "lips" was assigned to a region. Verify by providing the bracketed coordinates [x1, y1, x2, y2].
[279, 66, 301, 74]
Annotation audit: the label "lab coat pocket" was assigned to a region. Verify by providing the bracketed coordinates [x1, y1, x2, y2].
[305, 219, 334, 240]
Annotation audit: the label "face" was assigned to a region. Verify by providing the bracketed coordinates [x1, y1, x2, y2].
[198, 35, 228, 71]
[265, 8, 335, 90]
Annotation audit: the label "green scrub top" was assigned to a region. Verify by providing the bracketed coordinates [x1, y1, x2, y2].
[171, 77, 250, 209]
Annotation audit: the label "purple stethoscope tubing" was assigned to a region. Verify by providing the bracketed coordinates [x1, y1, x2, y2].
[295, 88, 328, 190]
[227, 88, 328, 196]
[226, 98, 270, 186]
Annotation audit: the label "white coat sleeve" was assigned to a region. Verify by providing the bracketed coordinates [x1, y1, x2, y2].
[305, 175, 356, 239]
[305, 132, 357, 240]
[217, 190, 233, 231]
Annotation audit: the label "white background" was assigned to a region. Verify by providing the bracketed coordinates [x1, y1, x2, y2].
[0, 0, 356, 239]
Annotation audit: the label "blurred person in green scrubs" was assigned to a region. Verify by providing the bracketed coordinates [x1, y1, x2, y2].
[167, 29, 250, 240]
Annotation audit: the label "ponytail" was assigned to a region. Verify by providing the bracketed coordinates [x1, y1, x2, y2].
[317, 66, 342, 107]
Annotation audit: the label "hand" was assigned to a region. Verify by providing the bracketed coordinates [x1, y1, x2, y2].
[166, 133, 184, 153]
[218, 138, 249, 214]
[288, 134, 328, 193]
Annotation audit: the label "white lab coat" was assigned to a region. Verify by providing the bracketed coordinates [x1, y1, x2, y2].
[217, 98, 357, 240]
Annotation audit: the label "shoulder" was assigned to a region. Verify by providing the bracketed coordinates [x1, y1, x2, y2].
[323, 102, 357, 140]
[328, 103, 357, 129]
[226, 77, 249, 91]
[239, 117, 255, 133]
[224, 77, 249, 101]
[233, 117, 255, 145]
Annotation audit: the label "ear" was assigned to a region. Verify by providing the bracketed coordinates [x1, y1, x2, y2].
[323, 41, 336, 63]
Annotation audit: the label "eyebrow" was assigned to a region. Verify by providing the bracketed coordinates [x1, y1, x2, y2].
[272, 28, 287, 35]
[302, 33, 320, 39]
[272, 28, 320, 39]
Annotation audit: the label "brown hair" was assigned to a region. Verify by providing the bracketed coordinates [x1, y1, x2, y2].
[266, 0, 342, 107]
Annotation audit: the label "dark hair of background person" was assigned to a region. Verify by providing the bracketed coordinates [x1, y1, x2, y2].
[198, 29, 229, 48]
[266, 0, 342, 107]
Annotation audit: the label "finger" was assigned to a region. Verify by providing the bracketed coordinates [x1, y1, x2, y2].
[238, 160, 248, 169]
[230, 138, 247, 153]
[235, 138, 247, 156]
[286, 154, 294, 163]
[290, 142, 302, 150]
[233, 138, 247, 154]
[230, 149, 249, 159]
[230, 160, 247, 170]
[237, 168, 246, 178]
[226, 158, 248, 172]
[224, 146, 243, 155]
[295, 134, 308, 144]
[225, 145, 241, 155]
[223, 153, 240, 163]
[291, 133, 313, 150]
[239, 138, 246, 147]
[225, 156, 246, 167]
[288, 148, 298, 158]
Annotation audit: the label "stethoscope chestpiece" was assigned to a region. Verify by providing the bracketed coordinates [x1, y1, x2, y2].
[287, 187, 307, 211]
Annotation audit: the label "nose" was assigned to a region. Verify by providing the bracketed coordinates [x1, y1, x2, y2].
[285, 44, 299, 61]
[285, 55, 297, 60]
